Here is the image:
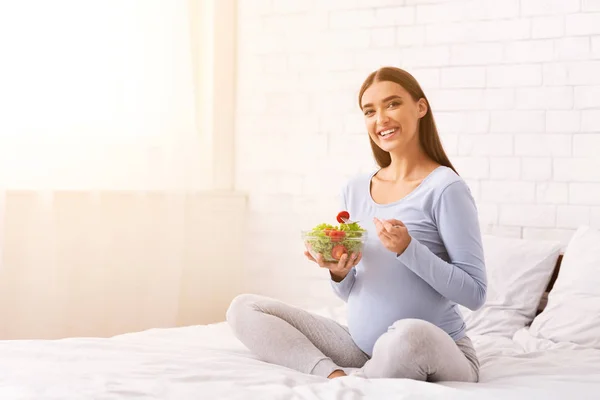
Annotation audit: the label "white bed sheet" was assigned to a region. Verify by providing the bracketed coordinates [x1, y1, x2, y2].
[1, 307, 599, 400]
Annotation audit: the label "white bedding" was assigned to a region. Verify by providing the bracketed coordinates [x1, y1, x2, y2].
[1, 308, 599, 399]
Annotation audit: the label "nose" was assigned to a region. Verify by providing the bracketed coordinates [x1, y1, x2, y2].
[376, 110, 390, 125]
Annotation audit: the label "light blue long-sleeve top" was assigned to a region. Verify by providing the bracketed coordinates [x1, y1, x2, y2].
[331, 165, 487, 356]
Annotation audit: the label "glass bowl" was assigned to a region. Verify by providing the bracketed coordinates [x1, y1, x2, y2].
[301, 229, 368, 263]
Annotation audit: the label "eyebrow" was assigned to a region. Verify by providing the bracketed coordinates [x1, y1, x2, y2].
[361, 95, 402, 110]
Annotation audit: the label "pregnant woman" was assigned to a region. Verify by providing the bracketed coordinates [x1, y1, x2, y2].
[226, 66, 487, 382]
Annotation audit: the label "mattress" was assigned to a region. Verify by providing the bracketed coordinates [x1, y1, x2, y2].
[1, 307, 599, 399]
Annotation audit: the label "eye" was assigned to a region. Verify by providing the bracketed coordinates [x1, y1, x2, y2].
[363, 109, 374, 117]
[387, 101, 400, 108]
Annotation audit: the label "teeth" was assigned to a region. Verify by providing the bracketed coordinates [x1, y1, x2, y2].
[380, 129, 395, 136]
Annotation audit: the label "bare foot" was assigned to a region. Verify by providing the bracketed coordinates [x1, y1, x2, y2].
[327, 370, 347, 379]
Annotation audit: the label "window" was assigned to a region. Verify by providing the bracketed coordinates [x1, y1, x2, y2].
[0, 0, 235, 191]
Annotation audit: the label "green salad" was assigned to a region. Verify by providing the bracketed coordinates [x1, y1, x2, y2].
[304, 212, 367, 262]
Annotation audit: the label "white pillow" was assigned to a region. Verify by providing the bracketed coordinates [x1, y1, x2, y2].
[528, 226, 600, 349]
[459, 235, 562, 338]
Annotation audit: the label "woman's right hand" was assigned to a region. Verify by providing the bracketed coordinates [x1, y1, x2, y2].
[303, 248, 362, 282]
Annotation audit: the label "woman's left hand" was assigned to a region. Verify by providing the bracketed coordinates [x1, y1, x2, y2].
[373, 217, 412, 256]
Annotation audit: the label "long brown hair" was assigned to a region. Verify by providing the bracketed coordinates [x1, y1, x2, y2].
[358, 67, 458, 175]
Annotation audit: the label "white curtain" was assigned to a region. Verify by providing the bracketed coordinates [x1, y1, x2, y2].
[0, 1, 243, 340]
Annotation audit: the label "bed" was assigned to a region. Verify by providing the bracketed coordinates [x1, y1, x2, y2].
[2, 226, 600, 399]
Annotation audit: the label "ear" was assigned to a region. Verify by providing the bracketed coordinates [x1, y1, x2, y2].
[417, 98, 428, 119]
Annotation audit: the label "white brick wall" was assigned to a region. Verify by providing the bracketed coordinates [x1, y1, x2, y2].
[235, 0, 600, 307]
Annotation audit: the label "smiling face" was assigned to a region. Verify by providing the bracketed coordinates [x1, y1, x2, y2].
[360, 80, 428, 154]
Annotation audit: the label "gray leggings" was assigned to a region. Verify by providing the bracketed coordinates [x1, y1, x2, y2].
[226, 294, 480, 382]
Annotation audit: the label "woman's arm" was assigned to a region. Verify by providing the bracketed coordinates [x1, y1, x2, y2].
[396, 180, 487, 310]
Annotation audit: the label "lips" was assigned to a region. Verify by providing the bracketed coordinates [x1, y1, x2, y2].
[377, 127, 398, 139]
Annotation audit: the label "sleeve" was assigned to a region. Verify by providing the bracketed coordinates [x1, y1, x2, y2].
[330, 269, 357, 302]
[329, 183, 356, 302]
[395, 180, 487, 310]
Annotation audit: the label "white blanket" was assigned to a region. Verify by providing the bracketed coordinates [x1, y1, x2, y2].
[1, 309, 600, 399]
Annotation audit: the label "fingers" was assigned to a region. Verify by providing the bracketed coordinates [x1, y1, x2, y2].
[373, 217, 383, 231]
[316, 253, 337, 269]
[313, 252, 362, 272]
[386, 219, 405, 227]
[304, 251, 316, 262]
[373, 218, 390, 238]
[315, 253, 326, 267]
[374, 218, 393, 236]
[337, 253, 350, 269]
[374, 217, 405, 228]
[309, 251, 346, 268]
[380, 219, 404, 234]
[381, 220, 397, 233]
[349, 252, 362, 267]
[338, 252, 362, 270]
[375, 217, 404, 236]
[375, 224, 395, 250]
[378, 235, 393, 250]
[375, 223, 394, 242]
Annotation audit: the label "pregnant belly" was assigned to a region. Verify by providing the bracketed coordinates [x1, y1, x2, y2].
[345, 283, 446, 355]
